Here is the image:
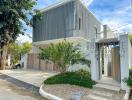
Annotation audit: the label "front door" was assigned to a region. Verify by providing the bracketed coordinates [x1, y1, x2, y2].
[111, 47, 121, 82]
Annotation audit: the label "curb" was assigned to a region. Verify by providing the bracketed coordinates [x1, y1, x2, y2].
[39, 85, 63, 100]
[0, 73, 39, 93]
[124, 88, 130, 100]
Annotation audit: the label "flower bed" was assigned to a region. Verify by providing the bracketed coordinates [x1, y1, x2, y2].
[44, 70, 96, 88]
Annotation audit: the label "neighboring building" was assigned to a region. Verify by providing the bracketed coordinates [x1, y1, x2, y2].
[30, 0, 132, 91]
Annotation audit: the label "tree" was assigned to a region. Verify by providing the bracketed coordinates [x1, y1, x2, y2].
[0, 0, 37, 69]
[129, 35, 132, 45]
[20, 42, 32, 56]
[8, 42, 32, 65]
[39, 41, 91, 73]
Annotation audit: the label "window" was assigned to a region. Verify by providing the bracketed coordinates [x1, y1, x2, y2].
[79, 18, 81, 30]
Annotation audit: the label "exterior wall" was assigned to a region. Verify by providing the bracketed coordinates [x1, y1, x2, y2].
[33, 1, 75, 42]
[20, 54, 28, 69]
[32, 45, 40, 54]
[128, 38, 132, 67]
[68, 64, 90, 72]
[73, 1, 101, 39]
[90, 39, 100, 81]
[27, 54, 58, 72]
[33, 0, 101, 43]
[68, 41, 91, 72]
[120, 34, 129, 90]
[8, 54, 11, 67]
[103, 25, 115, 39]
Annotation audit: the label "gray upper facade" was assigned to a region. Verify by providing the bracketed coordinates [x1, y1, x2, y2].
[33, 0, 101, 42]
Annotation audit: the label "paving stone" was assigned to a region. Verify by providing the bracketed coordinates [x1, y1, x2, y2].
[70, 91, 85, 100]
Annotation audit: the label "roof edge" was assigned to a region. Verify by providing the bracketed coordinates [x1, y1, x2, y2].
[40, 0, 76, 13]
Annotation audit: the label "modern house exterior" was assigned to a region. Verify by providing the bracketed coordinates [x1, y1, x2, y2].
[30, 0, 132, 91]
[32, 0, 101, 53]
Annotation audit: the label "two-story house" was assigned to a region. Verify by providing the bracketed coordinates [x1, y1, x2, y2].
[29, 0, 132, 91]
[32, 0, 101, 53]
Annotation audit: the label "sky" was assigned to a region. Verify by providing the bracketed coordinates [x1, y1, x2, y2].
[17, 0, 132, 43]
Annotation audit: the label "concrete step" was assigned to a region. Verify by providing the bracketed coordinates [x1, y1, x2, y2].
[92, 90, 113, 98]
[97, 80, 121, 87]
[87, 94, 109, 100]
[93, 84, 121, 92]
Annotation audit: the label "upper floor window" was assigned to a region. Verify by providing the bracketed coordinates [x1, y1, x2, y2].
[79, 18, 81, 30]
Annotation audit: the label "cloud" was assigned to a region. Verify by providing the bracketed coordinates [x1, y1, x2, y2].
[17, 33, 32, 43]
[80, 0, 93, 7]
[89, 0, 132, 33]
[102, 7, 132, 32]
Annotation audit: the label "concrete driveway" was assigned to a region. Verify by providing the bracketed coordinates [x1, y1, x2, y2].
[0, 69, 57, 87]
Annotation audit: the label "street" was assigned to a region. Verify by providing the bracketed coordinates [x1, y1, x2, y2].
[0, 79, 46, 100]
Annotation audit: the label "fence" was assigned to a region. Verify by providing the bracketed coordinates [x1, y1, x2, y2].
[27, 54, 58, 72]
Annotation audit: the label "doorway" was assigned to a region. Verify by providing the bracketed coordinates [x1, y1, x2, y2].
[97, 38, 121, 85]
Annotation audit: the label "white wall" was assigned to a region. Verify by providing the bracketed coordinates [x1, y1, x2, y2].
[90, 39, 99, 81]
[8, 54, 11, 67]
[32, 45, 40, 54]
[20, 54, 28, 69]
[120, 34, 129, 90]
[68, 41, 91, 72]
[68, 64, 90, 72]
[128, 38, 132, 67]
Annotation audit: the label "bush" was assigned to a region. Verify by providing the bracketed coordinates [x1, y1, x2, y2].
[123, 68, 132, 87]
[76, 69, 91, 79]
[39, 41, 91, 73]
[44, 70, 96, 88]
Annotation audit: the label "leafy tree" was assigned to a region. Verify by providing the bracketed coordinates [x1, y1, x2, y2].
[8, 42, 32, 65]
[20, 42, 32, 56]
[129, 35, 132, 45]
[0, 0, 37, 69]
[39, 41, 91, 73]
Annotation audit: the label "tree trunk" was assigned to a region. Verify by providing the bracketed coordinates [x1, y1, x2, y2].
[0, 45, 8, 70]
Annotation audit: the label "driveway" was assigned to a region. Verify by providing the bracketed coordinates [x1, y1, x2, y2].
[0, 69, 57, 87]
[0, 79, 45, 100]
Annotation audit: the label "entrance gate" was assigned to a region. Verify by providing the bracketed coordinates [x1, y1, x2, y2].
[97, 38, 121, 83]
[90, 35, 130, 90]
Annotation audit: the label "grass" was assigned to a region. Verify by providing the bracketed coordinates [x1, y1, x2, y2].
[44, 70, 96, 88]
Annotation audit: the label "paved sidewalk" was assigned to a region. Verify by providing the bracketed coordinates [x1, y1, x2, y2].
[0, 69, 57, 87]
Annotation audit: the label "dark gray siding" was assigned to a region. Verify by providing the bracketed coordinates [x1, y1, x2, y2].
[33, 0, 101, 42]
[73, 1, 101, 39]
[33, 1, 75, 42]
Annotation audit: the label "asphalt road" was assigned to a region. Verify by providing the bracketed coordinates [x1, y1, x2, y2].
[0, 78, 46, 100]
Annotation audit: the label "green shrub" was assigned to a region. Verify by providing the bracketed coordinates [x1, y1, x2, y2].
[76, 69, 91, 79]
[123, 68, 132, 87]
[44, 70, 96, 88]
[39, 41, 91, 73]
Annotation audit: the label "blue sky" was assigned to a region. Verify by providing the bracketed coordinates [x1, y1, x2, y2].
[17, 0, 132, 42]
